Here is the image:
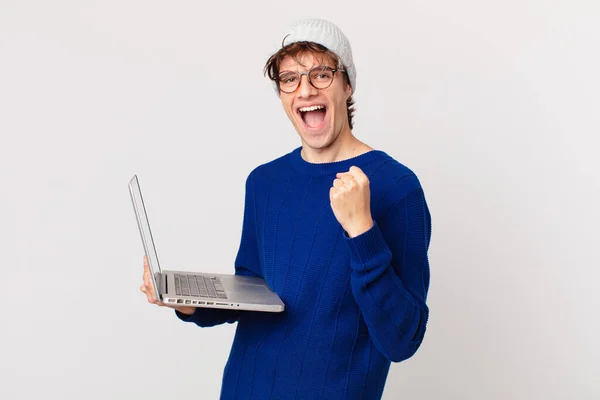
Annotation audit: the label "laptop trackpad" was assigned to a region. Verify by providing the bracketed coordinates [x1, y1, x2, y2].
[239, 285, 268, 294]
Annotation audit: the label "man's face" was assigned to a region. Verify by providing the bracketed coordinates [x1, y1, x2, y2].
[278, 52, 352, 151]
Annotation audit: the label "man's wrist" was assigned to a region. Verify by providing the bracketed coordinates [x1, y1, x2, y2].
[345, 218, 374, 238]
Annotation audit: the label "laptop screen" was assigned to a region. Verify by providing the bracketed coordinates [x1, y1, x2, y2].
[129, 175, 162, 300]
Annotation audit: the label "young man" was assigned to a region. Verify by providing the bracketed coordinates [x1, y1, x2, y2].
[140, 18, 431, 399]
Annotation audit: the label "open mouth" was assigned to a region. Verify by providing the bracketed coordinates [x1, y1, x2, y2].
[298, 105, 327, 129]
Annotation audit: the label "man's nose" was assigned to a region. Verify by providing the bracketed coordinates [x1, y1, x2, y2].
[297, 74, 318, 98]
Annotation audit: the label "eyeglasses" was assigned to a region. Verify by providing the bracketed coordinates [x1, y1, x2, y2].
[277, 66, 345, 93]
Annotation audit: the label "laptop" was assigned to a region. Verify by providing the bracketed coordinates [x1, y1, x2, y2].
[128, 175, 285, 312]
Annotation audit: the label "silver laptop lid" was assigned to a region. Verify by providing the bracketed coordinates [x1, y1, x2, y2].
[128, 175, 162, 300]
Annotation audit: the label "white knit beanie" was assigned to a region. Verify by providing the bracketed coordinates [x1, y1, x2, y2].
[272, 18, 356, 93]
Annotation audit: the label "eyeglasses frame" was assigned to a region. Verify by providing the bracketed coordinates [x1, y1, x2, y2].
[276, 65, 346, 94]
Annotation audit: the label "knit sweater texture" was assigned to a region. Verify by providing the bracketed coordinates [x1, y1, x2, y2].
[177, 146, 432, 399]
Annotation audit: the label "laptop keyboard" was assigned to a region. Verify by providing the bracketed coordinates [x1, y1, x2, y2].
[174, 274, 227, 299]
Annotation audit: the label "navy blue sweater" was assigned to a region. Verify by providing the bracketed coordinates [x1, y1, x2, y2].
[177, 147, 431, 399]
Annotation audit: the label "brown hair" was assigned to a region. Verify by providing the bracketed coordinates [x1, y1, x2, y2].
[264, 41, 356, 130]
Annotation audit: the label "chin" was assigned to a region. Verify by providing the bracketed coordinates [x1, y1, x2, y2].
[300, 132, 337, 151]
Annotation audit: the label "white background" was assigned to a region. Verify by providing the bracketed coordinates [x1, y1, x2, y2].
[1, 1, 598, 399]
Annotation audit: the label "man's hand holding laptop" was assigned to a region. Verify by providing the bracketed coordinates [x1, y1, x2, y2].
[139, 256, 195, 315]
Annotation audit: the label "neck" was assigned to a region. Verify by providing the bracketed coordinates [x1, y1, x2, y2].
[300, 129, 372, 164]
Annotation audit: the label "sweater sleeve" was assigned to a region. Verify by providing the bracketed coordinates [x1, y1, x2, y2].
[176, 171, 262, 326]
[345, 173, 431, 362]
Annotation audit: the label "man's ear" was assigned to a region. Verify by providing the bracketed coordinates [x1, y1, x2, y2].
[345, 83, 353, 100]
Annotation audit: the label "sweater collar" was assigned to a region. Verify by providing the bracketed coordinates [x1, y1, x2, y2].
[288, 146, 386, 177]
